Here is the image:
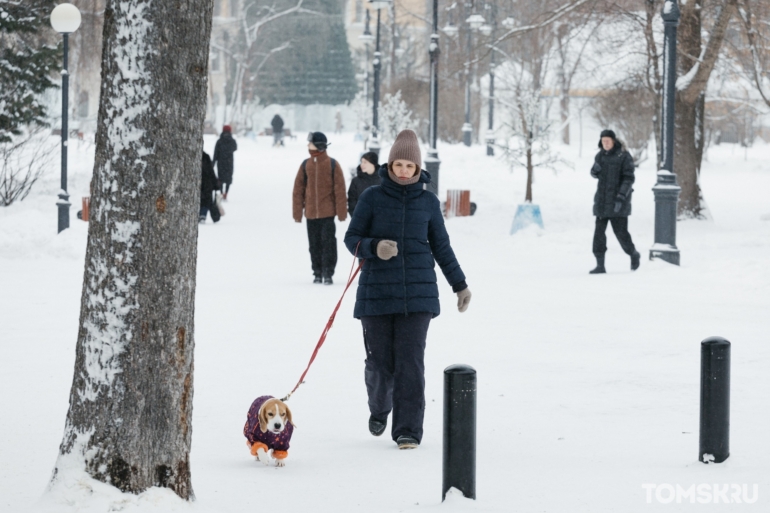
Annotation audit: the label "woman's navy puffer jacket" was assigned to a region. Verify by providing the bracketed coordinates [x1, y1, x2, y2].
[344, 165, 466, 319]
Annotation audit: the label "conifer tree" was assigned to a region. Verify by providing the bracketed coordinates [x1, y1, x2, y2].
[0, 0, 60, 143]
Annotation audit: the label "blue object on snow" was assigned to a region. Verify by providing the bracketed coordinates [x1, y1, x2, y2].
[510, 203, 544, 234]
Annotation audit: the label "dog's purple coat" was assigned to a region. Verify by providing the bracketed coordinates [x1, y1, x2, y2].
[243, 395, 294, 451]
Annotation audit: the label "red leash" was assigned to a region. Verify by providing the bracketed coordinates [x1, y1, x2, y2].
[280, 243, 363, 402]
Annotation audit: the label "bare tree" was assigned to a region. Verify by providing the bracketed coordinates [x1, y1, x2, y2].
[675, 0, 737, 218]
[49, 0, 212, 500]
[0, 127, 55, 206]
[497, 60, 567, 203]
[736, 0, 770, 107]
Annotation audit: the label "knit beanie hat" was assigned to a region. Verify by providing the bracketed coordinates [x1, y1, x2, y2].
[361, 151, 379, 168]
[388, 129, 421, 170]
[223, 125, 232, 133]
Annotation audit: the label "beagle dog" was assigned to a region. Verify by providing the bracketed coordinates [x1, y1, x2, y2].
[243, 396, 295, 467]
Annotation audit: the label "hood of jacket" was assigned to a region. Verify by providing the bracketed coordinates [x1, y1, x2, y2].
[378, 164, 431, 198]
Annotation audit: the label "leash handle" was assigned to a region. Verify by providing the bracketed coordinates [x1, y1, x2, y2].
[281, 242, 363, 402]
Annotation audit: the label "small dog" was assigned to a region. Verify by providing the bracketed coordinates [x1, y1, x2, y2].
[243, 396, 295, 467]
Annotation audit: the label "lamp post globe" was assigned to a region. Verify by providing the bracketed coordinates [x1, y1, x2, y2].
[51, 3, 81, 234]
[51, 3, 82, 33]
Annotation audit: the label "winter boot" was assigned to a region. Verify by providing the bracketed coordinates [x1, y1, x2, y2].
[199, 216, 206, 224]
[396, 436, 419, 450]
[323, 276, 333, 285]
[589, 255, 606, 274]
[631, 251, 641, 271]
[369, 415, 387, 437]
[313, 276, 323, 284]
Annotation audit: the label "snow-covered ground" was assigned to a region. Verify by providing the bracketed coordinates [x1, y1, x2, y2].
[1, 130, 769, 512]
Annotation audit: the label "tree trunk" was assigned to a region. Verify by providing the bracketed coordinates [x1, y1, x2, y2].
[674, 0, 735, 218]
[525, 145, 533, 203]
[674, 90, 707, 217]
[50, 0, 212, 501]
[560, 90, 570, 145]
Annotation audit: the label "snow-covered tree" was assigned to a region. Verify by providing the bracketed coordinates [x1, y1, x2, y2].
[0, 0, 60, 143]
[50, 0, 212, 501]
[496, 62, 566, 204]
[379, 90, 415, 144]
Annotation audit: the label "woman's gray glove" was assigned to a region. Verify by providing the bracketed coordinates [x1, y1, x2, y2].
[376, 240, 398, 260]
[456, 288, 472, 313]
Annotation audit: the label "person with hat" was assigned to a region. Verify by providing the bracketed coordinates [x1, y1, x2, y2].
[347, 151, 381, 217]
[213, 125, 237, 200]
[344, 129, 471, 450]
[292, 132, 348, 285]
[590, 129, 640, 274]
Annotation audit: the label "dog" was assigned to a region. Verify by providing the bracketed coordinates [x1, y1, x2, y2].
[243, 396, 295, 467]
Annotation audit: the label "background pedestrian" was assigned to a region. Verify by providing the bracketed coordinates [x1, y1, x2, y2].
[271, 113, 284, 147]
[590, 129, 640, 273]
[213, 124, 237, 200]
[200, 151, 221, 223]
[292, 132, 348, 285]
[347, 151, 380, 216]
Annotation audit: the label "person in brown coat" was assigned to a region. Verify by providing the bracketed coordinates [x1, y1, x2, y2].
[292, 132, 347, 284]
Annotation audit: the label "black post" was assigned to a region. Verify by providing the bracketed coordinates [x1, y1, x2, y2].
[57, 32, 71, 234]
[443, 364, 476, 501]
[425, 0, 441, 195]
[650, 0, 681, 264]
[369, 8, 383, 156]
[699, 337, 730, 464]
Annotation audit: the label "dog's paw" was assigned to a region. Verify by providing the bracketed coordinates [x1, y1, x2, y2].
[275, 459, 285, 467]
[255, 448, 271, 466]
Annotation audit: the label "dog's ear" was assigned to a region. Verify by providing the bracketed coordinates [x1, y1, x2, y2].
[285, 404, 296, 428]
[258, 402, 269, 433]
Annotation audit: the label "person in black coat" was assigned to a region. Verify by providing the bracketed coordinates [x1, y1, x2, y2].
[213, 125, 237, 199]
[344, 130, 471, 450]
[347, 151, 380, 216]
[271, 114, 284, 147]
[590, 129, 640, 273]
[200, 151, 221, 223]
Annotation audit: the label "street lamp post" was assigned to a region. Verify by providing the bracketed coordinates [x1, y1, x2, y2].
[484, 4, 496, 156]
[359, 10, 374, 141]
[50, 3, 82, 234]
[368, 0, 391, 156]
[650, 0, 681, 265]
[425, 0, 441, 195]
[462, 8, 485, 147]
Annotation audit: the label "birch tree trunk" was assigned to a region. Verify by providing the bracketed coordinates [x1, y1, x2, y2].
[50, 0, 212, 500]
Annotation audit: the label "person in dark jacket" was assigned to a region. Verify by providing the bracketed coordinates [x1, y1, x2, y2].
[200, 151, 221, 223]
[213, 125, 237, 199]
[347, 151, 380, 216]
[344, 129, 472, 450]
[271, 114, 284, 147]
[590, 129, 640, 273]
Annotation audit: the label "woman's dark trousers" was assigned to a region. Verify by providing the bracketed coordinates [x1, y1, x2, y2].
[306, 217, 337, 278]
[361, 313, 432, 443]
[593, 216, 636, 257]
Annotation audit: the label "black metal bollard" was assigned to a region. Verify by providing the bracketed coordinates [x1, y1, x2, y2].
[443, 364, 476, 501]
[699, 337, 730, 463]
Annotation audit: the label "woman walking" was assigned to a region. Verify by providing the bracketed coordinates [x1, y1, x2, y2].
[213, 125, 237, 200]
[344, 129, 471, 450]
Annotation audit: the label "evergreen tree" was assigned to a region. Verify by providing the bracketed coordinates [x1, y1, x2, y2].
[0, 0, 60, 143]
[252, 0, 357, 105]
